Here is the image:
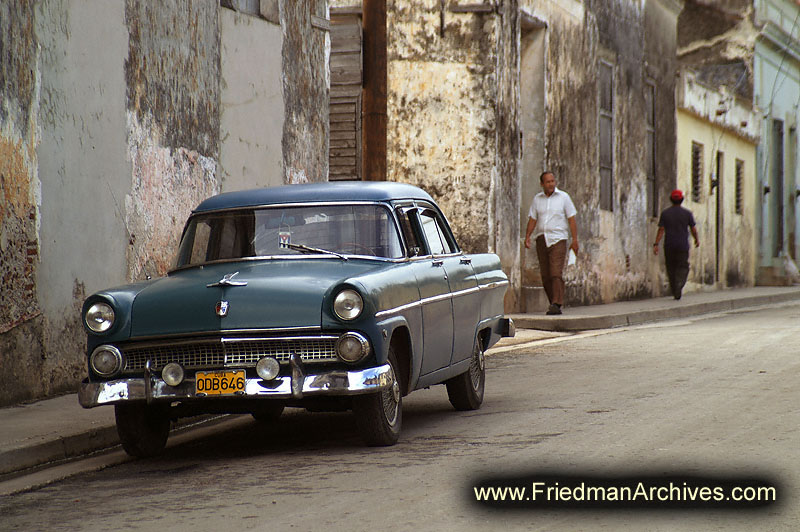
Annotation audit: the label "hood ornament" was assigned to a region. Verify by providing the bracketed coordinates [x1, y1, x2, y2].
[207, 272, 248, 288]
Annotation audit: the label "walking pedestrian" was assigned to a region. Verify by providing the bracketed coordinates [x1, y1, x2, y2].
[524, 171, 579, 315]
[653, 189, 700, 300]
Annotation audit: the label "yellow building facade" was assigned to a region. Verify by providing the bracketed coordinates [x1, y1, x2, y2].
[675, 71, 760, 291]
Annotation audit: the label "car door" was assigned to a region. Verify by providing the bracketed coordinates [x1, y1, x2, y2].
[396, 206, 454, 376]
[417, 207, 481, 366]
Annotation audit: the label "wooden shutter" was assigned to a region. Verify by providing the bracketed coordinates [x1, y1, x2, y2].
[329, 15, 362, 181]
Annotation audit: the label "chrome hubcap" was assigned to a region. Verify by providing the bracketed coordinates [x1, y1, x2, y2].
[469, 347, 484, 390]
[382, 367, 400, 425]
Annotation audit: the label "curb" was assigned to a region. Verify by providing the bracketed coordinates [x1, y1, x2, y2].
[510, 289, 800, 332]
[0, 427, 119, 479]
[0, 414, 225, 479]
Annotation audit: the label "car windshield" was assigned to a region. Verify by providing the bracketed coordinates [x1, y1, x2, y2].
[174, 204, 405, 268]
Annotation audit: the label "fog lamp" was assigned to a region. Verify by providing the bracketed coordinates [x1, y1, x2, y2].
[335, 332, 370, 363]
[90, 345, 123, 377]
[162, 362, 185, 387]
[256, 357, 280, 381]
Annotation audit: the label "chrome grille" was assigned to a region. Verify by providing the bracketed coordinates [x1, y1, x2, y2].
[122, 336, 339, 371]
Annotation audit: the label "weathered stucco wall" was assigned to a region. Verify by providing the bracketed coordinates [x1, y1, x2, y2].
[1, 0, 329, 406]
[281, 0, 330, 183]
[220, 9, 285, 191]
[330, 0, 682, 309]
[385, 1, 525, 310]
[678, 110, 758, 289]
[754, 0, 800, 274]
[0, 0, 44, 404]
[35, 0, 132, 404]
[124, 0, 221, 281]
[520, 0, 682, 305]
[387, 1, 500, 248]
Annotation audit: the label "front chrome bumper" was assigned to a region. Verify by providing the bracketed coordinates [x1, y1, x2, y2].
[79, 363, 393, 408]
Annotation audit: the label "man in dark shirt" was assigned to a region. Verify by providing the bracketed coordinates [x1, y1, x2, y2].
[653, 189, 700, 300]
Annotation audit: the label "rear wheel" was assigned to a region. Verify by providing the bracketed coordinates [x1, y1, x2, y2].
[114, 403, 170, 457]
[445, 341, 485, 411]
[352, 347, 402, 446]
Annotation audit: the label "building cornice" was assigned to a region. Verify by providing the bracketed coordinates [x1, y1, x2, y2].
[759, 21, 800, 64]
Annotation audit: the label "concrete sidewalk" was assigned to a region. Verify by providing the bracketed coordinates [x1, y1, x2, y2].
[3, 285, 800, 490]
[509, 285, 800, 331]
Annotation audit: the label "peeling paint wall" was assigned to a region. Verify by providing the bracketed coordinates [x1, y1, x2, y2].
[1, 0, 328, 406]
[678, 0, 800, 283]
[1, 0, 40, 334]
[124, 0, 221, 281]
[329, 0, 682, 309]
[387, 2, 501, 251]
[525, 0, 682, 305]
[0, 0, 44, 404]
[281, 0, 330, 183]
[331, 0, 519, 308]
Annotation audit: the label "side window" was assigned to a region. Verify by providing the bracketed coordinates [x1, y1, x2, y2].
[396, 207, 423, 257]
[418, 209, 453, 255]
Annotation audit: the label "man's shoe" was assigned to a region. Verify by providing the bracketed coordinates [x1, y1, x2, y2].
[546, 304, 562, 315]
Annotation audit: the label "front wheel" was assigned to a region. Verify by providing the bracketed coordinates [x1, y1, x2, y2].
[115, 403, 171, 457]
[352, 348, 402, 446]
[445, 342, 485, 411]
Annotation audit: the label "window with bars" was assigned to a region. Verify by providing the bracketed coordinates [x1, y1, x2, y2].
[599, 61, 614, 211]
[735, 158, 744, 215]
[691, 141, 703, 202]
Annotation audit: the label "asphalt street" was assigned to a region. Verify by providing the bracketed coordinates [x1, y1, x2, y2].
[1, 300, 798, 531]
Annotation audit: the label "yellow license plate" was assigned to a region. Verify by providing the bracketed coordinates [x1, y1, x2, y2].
[195, 370, 246, 396]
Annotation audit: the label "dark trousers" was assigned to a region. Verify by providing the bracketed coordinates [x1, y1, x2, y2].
[664, 247, 689, 298]
[536, 236, 567, 306]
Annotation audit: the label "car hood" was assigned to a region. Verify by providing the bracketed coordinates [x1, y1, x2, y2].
[128, 259, 382, 338]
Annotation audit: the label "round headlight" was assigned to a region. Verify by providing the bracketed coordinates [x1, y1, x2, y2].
[90, 345, 123, 377]
[85, 302, 115, 333]
[335, 332, 370, 363]
[333, 289, 363, 321]
[162, 362, 185, 387]
[256, 357, 281, 381]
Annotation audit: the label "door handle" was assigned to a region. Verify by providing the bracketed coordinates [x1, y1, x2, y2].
[432, 259, 444, 267]
[460, 257, 472, 265]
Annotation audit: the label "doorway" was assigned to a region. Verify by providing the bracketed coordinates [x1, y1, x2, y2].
[519, 18, 547, 309]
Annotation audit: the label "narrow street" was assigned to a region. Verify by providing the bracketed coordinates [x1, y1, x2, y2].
[2, 303, 798, 531]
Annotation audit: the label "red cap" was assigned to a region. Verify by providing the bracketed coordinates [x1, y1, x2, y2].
[670, 189, 684, 201]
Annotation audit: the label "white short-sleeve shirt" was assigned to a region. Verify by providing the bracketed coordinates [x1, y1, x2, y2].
[528, 187, 577, 247]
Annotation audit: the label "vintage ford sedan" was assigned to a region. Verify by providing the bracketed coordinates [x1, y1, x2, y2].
[79, 182, 513, 456]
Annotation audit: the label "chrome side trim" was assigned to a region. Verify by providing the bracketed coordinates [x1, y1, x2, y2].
[479, 280, 510, 291]
[374, 280, 505, 319]
[78, 364, 393, 407]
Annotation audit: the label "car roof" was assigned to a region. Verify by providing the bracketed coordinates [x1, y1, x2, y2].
[194, 181, 435, 213]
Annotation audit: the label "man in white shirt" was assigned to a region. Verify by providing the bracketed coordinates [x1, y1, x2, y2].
[524, 171, 579, 315]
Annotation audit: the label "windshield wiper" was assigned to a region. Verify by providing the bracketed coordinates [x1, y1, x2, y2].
[283, 242, 348, 261]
